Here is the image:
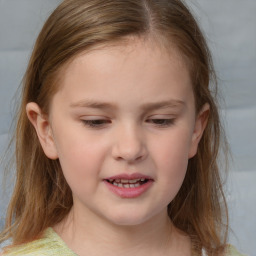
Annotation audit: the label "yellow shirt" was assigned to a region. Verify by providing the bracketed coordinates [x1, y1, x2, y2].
[3, 228, 77, 256]
[2, 228, 246, 256]
[226, 246, 247, 256]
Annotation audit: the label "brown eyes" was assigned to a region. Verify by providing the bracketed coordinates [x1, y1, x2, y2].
[146, 119, 175, 127]
[82, 119, 111, 128]
[82, 119, 175, 128]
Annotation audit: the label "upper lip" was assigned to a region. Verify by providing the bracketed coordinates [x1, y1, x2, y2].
[104, 173, 154, 181]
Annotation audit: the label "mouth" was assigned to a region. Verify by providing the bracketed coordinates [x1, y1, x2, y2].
[105, 178, 150, 188]
[103, 174, 154, 198]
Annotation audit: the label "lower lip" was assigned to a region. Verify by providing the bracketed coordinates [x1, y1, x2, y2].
[104, 180, 153, 198]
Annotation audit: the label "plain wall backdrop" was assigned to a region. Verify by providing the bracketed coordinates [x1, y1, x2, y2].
[0, 1, 255, 255]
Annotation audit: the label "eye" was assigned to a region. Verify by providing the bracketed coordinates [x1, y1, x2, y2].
[82, 119, 111, 128]
[146, 118, 175, 127]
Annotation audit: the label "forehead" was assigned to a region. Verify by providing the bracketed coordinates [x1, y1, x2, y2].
[58, 36, 187, 75]
[53, 38, 193, 108]
[62, 38, 189, 79]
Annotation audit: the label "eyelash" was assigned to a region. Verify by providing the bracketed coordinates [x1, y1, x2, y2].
[82, 120, 110, 128]
[82, 118, 175, 128]
[146, 118, 175, 127]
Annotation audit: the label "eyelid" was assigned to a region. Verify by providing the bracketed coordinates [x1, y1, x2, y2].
[145, 115, 176, 127]
[81, 116, 111, 128]
[81, 115, 108, 119]
[146, 114, 176, 119]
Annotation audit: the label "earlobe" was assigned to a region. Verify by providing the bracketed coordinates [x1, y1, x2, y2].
[188, 103, 210, 158]
[26, 102, 58, 159]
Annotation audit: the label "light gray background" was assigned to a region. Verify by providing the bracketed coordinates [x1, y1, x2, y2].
[0, 0, 255, 255]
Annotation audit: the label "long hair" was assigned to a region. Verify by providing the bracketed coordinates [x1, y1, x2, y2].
[1, 0, 228, 254]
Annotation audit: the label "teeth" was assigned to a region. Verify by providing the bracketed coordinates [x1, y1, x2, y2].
[112, 183, 142, 188]
[108, 178, 149, 188]
[109, 178, 146, 183]
[129, 179, 140, 183]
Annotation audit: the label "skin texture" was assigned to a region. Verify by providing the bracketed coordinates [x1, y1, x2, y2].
[27, 39, 209, 256]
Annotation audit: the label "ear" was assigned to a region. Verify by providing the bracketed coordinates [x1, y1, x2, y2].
[188, 103, 210, 158]
[26, 102, 58, 159]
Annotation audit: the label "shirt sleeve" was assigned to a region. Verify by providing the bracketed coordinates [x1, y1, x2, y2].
[227, 245, 248, 256]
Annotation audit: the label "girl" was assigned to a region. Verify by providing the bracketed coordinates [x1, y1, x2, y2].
[0, 0, 245, 255]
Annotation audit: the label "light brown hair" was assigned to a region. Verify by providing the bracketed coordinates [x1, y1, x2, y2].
[1, 0, 228, 254]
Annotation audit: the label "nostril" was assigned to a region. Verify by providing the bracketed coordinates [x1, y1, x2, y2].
[115, 154, 143, 162]
[111, 136, 147, 162]
[135, 155, 144, 161]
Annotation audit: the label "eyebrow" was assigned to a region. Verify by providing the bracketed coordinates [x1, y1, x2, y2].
[70, 100, 118, 110]
[140, 100, 185, 112]
[70, 99, 185, 111]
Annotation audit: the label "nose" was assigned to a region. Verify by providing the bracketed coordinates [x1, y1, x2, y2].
[111, 124, 147, 163]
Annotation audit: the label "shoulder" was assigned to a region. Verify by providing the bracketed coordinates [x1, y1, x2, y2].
[226, 244, 248, 256]
[1, 228, 77, 256]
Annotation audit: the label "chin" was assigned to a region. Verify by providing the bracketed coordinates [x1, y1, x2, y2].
[104, 209, 155, 227]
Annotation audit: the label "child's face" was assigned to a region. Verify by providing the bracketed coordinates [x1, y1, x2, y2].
[28, 39, 207, 226]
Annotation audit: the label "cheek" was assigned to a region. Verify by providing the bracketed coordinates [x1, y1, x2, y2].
[161, 145, 189, 188]
[152, 130, 192, 198]
[52, 128, 107, 192]
[153, 128, 192, 167]
[53, 121, 102, 167]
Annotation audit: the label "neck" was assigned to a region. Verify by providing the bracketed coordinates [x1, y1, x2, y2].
[54, 206, 191, 256]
